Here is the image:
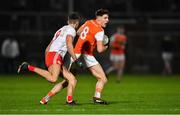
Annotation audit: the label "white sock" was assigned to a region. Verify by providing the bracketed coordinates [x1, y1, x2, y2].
[95, 92, 101, 98]
[44, 95, 50, 102]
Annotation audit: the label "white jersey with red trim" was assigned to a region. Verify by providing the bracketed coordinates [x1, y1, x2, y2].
[48, 25, 76, 58]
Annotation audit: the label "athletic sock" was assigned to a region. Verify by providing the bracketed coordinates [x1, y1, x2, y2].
[67, 96, 73, 103]
[94, 88, 101, 98]
[28, 65, 35, 72]
[44, 91, 55, 102]
[48, 91, 55, 97]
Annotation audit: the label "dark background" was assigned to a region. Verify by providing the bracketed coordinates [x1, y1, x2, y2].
[0, 0, 180, 74]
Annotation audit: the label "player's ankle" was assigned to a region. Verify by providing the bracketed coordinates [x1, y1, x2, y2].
[28, 65, 35, 72]
[67, 96, 73, 103]
[47, 91, 55, 97]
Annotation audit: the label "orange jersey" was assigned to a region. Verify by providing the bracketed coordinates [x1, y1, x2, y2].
[110, 33, 127, 55]
[74, 20, 104, 55]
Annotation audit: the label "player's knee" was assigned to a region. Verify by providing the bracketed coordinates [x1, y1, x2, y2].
[101, 75, 108, 84]
[49, 77, 58, 83]
[103, 77, 108, 84]
[72, 77, 77, 86]
[98, 76, 107, 84]
[69, 77, 77, 86]
[50, 79, 57, 83]
[75, 78, 77, 84]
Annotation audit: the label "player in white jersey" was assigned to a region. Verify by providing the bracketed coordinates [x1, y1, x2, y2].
[17, 13, 82, 105]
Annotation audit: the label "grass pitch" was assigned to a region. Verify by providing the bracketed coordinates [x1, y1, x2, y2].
[0, 74, 180, 114]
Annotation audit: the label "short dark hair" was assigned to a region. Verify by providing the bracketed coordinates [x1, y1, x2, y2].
[68, 12, 80, 20]
[95, 9, 109, 17]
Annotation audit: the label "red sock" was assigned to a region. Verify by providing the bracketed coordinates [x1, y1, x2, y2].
[47, 91, 55, 97]
[67, 96, 73, 103]
[28, 65, 35, 72]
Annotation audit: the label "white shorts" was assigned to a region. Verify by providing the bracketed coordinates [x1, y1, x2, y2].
[110, 54, 125, 62]
[70, 54, 99, 68]
[162, 52, 173, 62]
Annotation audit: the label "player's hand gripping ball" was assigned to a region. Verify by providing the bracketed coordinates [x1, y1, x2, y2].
[103, 35, 110, 46]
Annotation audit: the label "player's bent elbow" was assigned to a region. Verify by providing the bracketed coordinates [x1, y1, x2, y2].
[97, 45, 107, 53]
[97, 48, 104, 53]
[97, 50, 104, 53]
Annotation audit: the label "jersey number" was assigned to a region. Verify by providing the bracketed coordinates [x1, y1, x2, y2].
[80, 26, 89, 40]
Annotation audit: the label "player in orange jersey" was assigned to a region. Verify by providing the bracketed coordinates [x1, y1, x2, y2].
[74, 9, 109, 104]
[39, 9, 110, 105]
[106, 26, 127, 82]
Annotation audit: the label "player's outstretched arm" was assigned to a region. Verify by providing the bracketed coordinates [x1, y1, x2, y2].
[66, 35, 77, 61]
[66, 35, 84, 69]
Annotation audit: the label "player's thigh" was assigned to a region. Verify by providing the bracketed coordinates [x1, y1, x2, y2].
[83, 54, 106, 80]
[48, 64, 61, 77]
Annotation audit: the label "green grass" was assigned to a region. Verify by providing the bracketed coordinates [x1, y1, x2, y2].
[0, 74, 180, 114]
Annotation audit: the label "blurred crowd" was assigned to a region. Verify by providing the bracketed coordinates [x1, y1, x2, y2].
[0, 0, 180, 74]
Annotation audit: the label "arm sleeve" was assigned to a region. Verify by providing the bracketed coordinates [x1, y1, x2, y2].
[66, 28, 76, 38]
[95, 31, 104, 41]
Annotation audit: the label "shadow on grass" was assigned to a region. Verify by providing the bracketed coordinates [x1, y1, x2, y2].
[75, 101, 135, 105]
[37, 100, 144, 106]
